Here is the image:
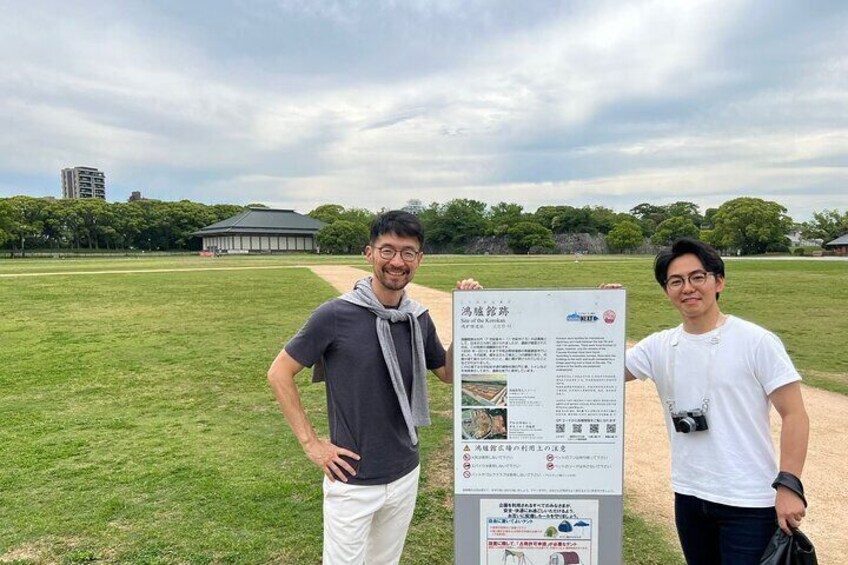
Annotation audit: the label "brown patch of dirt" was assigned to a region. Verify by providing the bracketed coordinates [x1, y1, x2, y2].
[268, 549, 320, 565]
[802, 369, 848, 386]
[309, 266, 848, 562]
[0, 543, 47, 563]
[0, 537, 108, 565]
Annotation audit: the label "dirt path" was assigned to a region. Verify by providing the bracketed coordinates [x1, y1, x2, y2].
[310, 265, 846, 562]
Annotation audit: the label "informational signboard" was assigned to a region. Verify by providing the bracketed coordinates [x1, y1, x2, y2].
[454, 289, 627, 565]
[480, 499, 599, 564]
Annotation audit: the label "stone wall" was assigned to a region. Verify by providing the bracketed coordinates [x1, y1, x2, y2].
[426, 233, 661, 255]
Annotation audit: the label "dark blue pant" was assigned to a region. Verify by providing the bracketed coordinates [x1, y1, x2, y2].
[674, 493, 777, 565]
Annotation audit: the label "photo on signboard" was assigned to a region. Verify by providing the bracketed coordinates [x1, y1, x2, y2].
[461, 407, 508, 440]
[461, 373, 508, 407]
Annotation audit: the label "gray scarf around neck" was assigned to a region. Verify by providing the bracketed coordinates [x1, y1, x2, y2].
[311, 276, 430, 445]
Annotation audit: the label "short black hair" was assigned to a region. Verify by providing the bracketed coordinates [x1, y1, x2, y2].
[370, 210, 425, 247]
[654, 238, 725, 298]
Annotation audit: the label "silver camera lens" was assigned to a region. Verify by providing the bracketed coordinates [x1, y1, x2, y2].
[678, 417, 697, 433]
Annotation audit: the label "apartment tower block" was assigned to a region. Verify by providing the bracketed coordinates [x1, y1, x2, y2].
[62, 166, 106, 199]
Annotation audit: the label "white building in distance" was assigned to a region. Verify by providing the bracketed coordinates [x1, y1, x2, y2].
[193, 207, 325, 253]
[62, 166, 106, 200]
[402, 199, 426, 215]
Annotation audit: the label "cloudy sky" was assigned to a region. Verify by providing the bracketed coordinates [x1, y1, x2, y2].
[1, 0, 846, 221]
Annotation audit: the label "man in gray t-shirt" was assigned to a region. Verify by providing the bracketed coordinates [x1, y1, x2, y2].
[267, 210, 480, 564]
[285, 299, 445, 485]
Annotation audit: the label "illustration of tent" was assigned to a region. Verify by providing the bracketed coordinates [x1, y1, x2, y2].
[503, 548, 535, 565]
[574, 520, 590, 535]
[548, 551, 581, 565]
[557, 520, 573, 533]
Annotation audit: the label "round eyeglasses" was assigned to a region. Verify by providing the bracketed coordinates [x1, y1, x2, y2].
[375, 246, 421, 262]
[664, 271, 714, 290]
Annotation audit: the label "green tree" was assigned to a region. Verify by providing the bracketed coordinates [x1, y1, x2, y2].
[308, 204, 346, 224]
[1, 196, 47, 255]
[801, 209, 848, 243]
[317, 220, 369, 254]
[550, 206, 596, 234]
[210, 204, 246, 222]
[630, 202, 667, 236]
[0, 199, 13, 246]
[651, 217, 700, 247]
[588, 206, 628, 234]
[0, 197, 253, 251]
[702, 207, 719, 229]
[630, 203, 667, 225]
[70, 198, 111, 249]
[638, 218, 658, 237]
[164, 200, 218, 250]
[710, 197, 793, 255]
[132, 200, 170, 250]
[307, 205, 373, 246]
[421, 199, 489, 250]
[505, 221, 555, 253]
[606, 219, 644, 253]
[416, 202, 442, 243]
[630, 201, 702, 235]
[109, 202, 144, 249]
[533, 206, 571, 230]
[340, 207, 375, 227]
[489, 202, 525, 236]
[39, 199, 69, 249]
[665, 201, 703, 226]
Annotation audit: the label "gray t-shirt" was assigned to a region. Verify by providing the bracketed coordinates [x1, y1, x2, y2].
[285, 298, 446, 485]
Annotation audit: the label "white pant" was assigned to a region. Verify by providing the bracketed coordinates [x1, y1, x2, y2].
[322, 465, 420, 565]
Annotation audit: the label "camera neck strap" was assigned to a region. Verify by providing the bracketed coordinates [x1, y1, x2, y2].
[664, 325, 721, 415]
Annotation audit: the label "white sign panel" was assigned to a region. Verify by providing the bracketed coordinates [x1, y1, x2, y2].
[480, 498, 599, 565]
[454, 289, 626, 495]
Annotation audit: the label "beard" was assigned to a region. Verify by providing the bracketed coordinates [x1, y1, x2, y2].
[374, 265, 411, 291]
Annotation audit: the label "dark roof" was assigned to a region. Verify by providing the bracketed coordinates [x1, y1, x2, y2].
[824, 233, 848, 247]
[193, 207, 325, 236]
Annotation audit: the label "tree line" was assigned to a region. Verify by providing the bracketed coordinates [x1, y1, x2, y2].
[1, 195, 845, 256]
[0, 197, 243, 254]
[313, 198, 848, 255]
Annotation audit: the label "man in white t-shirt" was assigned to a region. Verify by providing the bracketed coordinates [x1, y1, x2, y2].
[623, 238, 809, 565]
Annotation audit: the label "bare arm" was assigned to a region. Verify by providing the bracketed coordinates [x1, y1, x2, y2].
[434, 278, 483, 384]
[267, 349, 360, 482]
[433, 344, 453, 384]
[769, 381, 810, 534]
[598, 283, 634, 382]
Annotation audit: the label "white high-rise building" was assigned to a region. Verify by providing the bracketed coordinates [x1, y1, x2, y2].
[402, 199, 426, 215]
[62, 166, 106, 200]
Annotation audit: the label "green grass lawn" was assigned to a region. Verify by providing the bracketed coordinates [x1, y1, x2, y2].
[2, 254, 844, 563]
[0, 254, 362, 275]
[1, 267, 342, 563]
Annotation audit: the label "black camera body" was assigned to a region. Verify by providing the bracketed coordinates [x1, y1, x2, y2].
[671, 409, 709, 433]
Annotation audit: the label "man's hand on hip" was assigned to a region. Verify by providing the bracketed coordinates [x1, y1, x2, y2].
[304, 437, 360, 482]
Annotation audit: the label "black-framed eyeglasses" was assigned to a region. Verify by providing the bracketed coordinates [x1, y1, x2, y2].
[665, 270, 714, 290]
[375, 246, 421, 262]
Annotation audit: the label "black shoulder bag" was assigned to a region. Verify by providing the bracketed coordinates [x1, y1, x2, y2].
[758, 528, 817, 565]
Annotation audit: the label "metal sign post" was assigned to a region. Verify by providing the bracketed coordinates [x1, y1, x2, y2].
[453, 289, 627, 565]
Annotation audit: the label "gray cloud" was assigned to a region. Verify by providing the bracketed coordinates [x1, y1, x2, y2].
[1, 0, 846, 221]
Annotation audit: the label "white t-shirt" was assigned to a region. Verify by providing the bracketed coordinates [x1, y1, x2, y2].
[626, 315, 801, 507]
